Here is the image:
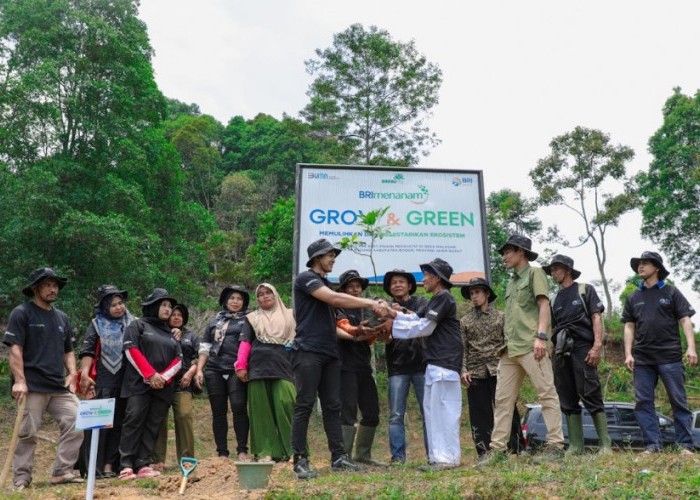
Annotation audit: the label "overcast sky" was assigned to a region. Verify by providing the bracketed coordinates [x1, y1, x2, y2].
[139, 0, 700, 314]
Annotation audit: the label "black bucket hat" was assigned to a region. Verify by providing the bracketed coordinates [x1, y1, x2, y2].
[420, 258, 454, 288]
[630, 251, 670, 280]
[141, 288, 177, 307]
[498, 234, 538, 261]
[543, 254, 581, 280]
[23, 267, 67, 297]
[383, 269, 417, 296]
[94, 284, 129, 307]
[337, 270, 369, 292]
[305, 238, 342, 268]
[460, 277, 497, 302]
[172, 304, 189, 326]
[219, 284, 250, 311]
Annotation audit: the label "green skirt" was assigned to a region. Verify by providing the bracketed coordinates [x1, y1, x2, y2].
[248, 378, 296, 460]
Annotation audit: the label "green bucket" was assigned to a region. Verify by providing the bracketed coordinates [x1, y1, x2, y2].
[234, 461, 274, 489]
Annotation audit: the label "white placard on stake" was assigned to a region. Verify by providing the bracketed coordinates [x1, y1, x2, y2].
[76, 398, 116, 430]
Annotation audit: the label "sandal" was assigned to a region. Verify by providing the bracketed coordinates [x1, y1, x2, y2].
[13, 479, 30, 491]
[136, 466, 161, 478]
[119, 468, 137, 480]
[50, 473, 84, 485]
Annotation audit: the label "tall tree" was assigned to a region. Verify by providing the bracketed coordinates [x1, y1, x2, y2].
[529, 127, 636, 321]
[301, 23, 442, 166]
[0, 0, 212, 325]
[486, 189, 542, 300]
[637, 88, 700, 291]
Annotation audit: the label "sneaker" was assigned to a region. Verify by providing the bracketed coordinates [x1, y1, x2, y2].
[475, 449, 507, 468]
[135, 466, 161, 479]
[293, 457, 318, 480]
[331, 454, 366, 472]
[533, 444, 565, 464]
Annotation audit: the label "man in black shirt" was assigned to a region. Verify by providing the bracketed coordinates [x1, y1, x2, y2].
[291, 239, 386, 480]
[3, 268, 84, 489]
[544, 255, 611, 455]
[623, 251, 697, 454]
[382, 269, 428, 464]
[380, 259, 463, 471]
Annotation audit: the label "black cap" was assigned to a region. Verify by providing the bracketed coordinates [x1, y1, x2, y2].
[543, 255, 581, 280]
[218, 284, 250, 311]
[420, 258, 454, 288]
[305, 238, 342, 268]
[498, 234, 538, 261]
[337, 270, 369, 292]
[460, 277, 497, 302]
[141, 288, 177, 307]
[94, 284, 129, 307]
[23, 267, 67, 297]
[631, 251, 670, 280]
[383, 269, 417, 296]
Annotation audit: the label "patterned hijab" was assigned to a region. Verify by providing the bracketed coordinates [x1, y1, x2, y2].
[95, 294, 135, 374]
[246, 283, 295, 345]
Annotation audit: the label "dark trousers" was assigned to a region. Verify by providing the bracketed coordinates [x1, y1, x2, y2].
[205, 370, 249, 456]
[77, 387, 126, 476]
[290, 350, 345, 461]
[553, 347, 605, 416]
[119, 391, 170, 471]
[341, 370, 379, 427]
[467, 375, 525, 456]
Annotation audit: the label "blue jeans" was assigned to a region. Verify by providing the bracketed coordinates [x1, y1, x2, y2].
[634, 361, 693, 450]
[388, 372, 428, 462]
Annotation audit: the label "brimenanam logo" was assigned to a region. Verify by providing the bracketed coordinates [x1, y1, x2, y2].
[307, 172, 339, 180]
[451, 176, 474, 187]
[358, 185, 429, 205]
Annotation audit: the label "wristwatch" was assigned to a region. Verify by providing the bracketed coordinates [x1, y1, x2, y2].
[536, 332, 548, 341]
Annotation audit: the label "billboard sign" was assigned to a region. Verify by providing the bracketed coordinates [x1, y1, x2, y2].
[294, 164, 489, 285]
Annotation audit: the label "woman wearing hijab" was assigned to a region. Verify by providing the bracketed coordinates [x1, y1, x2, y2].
[195, 285, 250, 461]
[78, 285, 135, 478]
[152, 304, 200, 469]
[235, 283, 296, 462]
[118, 288, 182, 480]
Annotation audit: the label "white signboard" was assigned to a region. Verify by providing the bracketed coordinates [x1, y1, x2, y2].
[294, 164, 489, 285]
[75, 398, 115, 430]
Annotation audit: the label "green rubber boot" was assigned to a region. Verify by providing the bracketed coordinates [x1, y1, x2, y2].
[342, 425, 356, 456]
[353, 425, 386, 466]
[592, 411, 613, 455]
[565, 414, 585, 456]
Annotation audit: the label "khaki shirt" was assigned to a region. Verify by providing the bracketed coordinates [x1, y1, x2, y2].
[460, 306, 505, 379]
[504, 263, 551, 357]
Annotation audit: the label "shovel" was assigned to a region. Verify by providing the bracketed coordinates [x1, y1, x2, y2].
[178, 457, 198, 495]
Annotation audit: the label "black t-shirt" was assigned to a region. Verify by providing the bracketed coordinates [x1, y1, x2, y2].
[3, 302, 74, 393]
[386, 295, 428, 377]
[337, 307, 372, 373]
[293, 269, 338, 357]
[241, 320, 293, 382]
[552, 282, 605, 349]
[79, 319, 124, 389]
[420, 290, 463, 373]
[622, 282, 696, 365]
[202, 313, 248, 373]
[174, 329, 200, 392]
[121, 317, 182, 399]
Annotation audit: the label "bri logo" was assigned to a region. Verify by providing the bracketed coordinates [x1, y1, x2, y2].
[381, 174, 405, 184]
[358, 185, 429, 205]
[451, 177, 474, 187]
[658, 298, 671, 305]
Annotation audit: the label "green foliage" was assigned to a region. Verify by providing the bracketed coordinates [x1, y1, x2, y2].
[530, 127, 636, 321]
[302, 23, 442, 166]
[0, 0, 212, 328]
[637, 88, 700, 292]
[337, 206, 391, 294]
[250, 196, 295, 298]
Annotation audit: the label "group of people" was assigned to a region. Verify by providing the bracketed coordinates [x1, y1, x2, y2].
[3, 233, 696, 488]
